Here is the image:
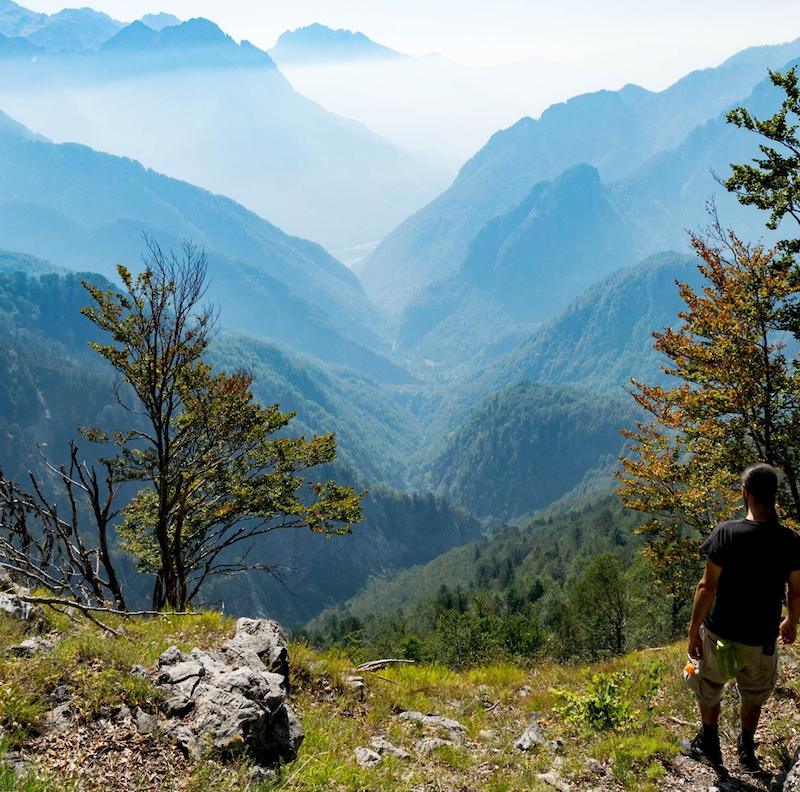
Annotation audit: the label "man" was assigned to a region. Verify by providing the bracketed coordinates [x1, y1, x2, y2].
[684, 463, 800, 773]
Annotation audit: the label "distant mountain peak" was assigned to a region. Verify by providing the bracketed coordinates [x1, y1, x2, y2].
[139, 12, 181, 31]
[0, 0, 48, 38]
[162, 17, 232, 46]
[0, 2, 123, 51]
[102, 17, 276, 67]
[269, 22, 407, 64]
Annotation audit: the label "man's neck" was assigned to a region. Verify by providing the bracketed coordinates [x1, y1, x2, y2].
[746, 505, 777, 523]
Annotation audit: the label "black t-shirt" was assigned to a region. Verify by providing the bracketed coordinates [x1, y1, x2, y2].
[701, 518, 800, 646]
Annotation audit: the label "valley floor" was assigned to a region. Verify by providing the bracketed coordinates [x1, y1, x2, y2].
[1, 610, 799, 791]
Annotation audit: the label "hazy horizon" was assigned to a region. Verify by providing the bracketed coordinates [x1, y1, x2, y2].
[19, 1, 800, 87]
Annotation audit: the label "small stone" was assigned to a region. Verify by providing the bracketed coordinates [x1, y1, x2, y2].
[113, 705, 132, 723]
[173, 724, 199, 759]
[249, 766, 277, 781]
[157, 659, 204, 686]
[414, 737, 455, 754]
[398, 711, 465, 732]
[157, 646, 183, 668]
[536, 771, 571, 792]
[43, 703, 72, 732]
[220, 618, 289, 679]
[130, 664, 150, 679]
[49, 684, 73, 705]
[8, 637, 49, 657]
[159, 688, 194, 717]
[514, 714, 547, 751]
[1, 750, 31, 778]
[355, 747, 381, 767]
[370, 736, 411, 759]
[0, 590, 42, 622]
[134, 708, 157, 735]
[585, 758, 606, 776]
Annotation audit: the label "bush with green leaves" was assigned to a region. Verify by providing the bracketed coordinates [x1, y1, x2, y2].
[553, 664, 663, 733]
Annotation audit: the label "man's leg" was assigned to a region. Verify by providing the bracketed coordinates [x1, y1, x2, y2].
[737, 703, 762, 772]
[740, 703, 761, 733]
[698, 702, 721, 755]
[682, 628, 725, 768]
[701, 702, 721, 727]
[735, 641, 775, 773]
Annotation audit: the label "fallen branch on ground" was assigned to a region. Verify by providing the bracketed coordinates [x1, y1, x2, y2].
[356, 658, 416, 672]
[18, 594, 201, 618]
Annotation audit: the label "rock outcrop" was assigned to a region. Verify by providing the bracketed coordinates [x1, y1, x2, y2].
[0, 567, 42, 623]
[155, 617, 303, 766]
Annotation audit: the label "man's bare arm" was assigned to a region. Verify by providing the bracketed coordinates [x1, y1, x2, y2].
[781, 570, 800, 645]
[687, 560, 722, 659]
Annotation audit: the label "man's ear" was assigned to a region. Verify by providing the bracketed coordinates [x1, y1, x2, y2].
[741, 485, 749, 507]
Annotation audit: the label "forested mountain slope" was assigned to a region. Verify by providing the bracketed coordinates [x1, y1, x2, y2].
[487, 251, 701, 393]
[395, 164, 637, 369]
[400, 251, 698, 452]
[0, 258, 484, 626]
[308, 493, 649, 642]
[423, 382, 635, 520]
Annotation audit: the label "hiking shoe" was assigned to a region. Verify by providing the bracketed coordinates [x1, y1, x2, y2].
[736, 734, 762, 774]
[681, 731, 724, 769]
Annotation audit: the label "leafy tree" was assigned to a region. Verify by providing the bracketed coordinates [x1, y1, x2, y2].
[726, 68, 800, 261]
[568, 553, 629, 658]
[81, 240, 363, 610]
[618, 225, 800, 625]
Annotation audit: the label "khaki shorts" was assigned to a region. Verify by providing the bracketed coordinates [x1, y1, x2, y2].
[690, 626, 778, 708]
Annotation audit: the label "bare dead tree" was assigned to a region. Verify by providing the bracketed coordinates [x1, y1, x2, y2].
[0, 442, 127, 611]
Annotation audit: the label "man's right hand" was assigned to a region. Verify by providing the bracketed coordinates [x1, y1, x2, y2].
[780, 617, 797, 645]
[688, 629, 703, 660]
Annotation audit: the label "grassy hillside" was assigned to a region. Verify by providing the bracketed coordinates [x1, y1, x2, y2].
[2, 607, 796, 791]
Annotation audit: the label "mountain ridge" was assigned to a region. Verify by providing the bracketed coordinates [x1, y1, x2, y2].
[0, 108, 419, 383]
[270, 22, 407, 64]
[359, 36, 800, 316]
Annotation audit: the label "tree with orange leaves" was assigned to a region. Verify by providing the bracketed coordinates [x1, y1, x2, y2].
[617, 221, 800, 631]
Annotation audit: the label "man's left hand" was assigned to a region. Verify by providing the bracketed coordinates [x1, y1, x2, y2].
[780, 617, 797, 645]
[688, 629, 703, 660]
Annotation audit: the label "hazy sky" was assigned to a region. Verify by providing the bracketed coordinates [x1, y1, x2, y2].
[23, 1, 800, 88]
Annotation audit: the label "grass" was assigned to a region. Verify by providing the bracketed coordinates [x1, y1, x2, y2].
[0, 608, 234, 747]
[1, 608, 796, 791]
[0, 763, 75, 792]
